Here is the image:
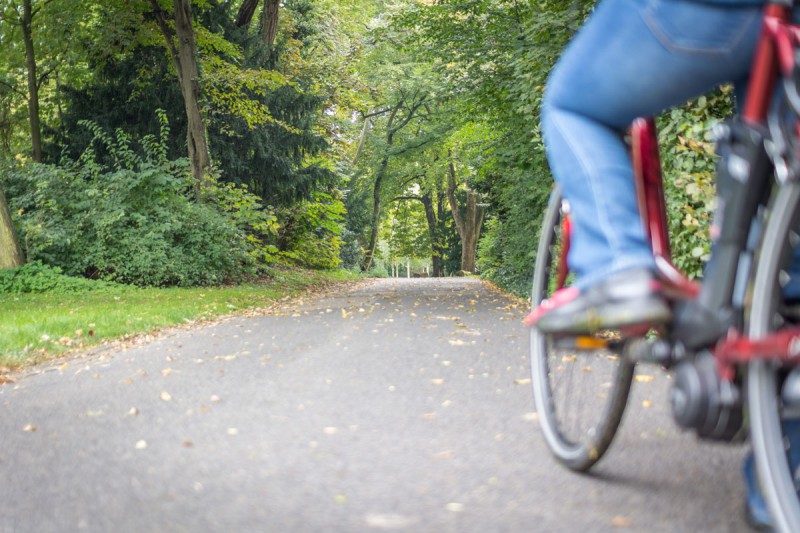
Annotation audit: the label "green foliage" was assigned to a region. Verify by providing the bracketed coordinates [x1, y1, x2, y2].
[477, 152, 553, 297]
[385, 199, 430, 261]
[339, 229, 364, 271]
[277, 191, 345, 269]
[386, 0, 588, 289]
[0, 261, 122, 294]
[213, 180, 280, 265]
[3, 116, 254, 287]
[658, 90, 733, 279]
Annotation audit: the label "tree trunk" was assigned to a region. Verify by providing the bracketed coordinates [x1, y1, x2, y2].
[21, 0, 42, 162]
[235, 0, 259, 26]
[461, 189, 484, 273]
[420, 191, 445, 277]
[446, 161, 484, 274]
[154, 0, 213, 197]
[360, 159, 386, 272]
[360, 106, 401, 272]
[0, 185, 24, 268]
[261, 0, 280, 46]
[174, 0, 213, 197]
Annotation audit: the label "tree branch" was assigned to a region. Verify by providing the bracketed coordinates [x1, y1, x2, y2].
[360, 107, 392, 120]
[352, 117, 370, 165]
[150, 0, 183, 85]
[392, 195, 422, 203]
[0, 78, 27, 99]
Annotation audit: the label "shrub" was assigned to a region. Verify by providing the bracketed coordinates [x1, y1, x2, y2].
[0, 261, 122, 294]
[1, 115, 256, 287]
[277, 191, 345, 269]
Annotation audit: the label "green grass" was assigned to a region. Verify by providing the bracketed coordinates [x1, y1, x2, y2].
[0, 267, 360, 369]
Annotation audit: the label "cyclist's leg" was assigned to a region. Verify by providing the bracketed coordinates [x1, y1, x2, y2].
[534, 0, 761, 332]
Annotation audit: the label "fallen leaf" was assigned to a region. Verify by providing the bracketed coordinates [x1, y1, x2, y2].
[611, 516, 632, 527]
[431, 379, 445, 385]
[161, 368, 173, 377]
[160, 391, 172, 401]
[642, 400, 653, 408]
[129, 407, 139, 416]
[514, 378, 532, 385]
[182, 440, 194, 448]
[23, 424, 37, 432]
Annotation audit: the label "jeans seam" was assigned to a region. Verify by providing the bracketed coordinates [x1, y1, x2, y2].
[642, 2, 757, 57]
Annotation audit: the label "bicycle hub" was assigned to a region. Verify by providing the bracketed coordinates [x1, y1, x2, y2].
[670, 351, 745, 442]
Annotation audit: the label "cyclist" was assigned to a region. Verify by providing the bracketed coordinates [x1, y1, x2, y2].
[523, 0, 796, 528]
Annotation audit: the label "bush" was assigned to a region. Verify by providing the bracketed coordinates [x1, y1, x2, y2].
[1, 115, 255, 287]
[277, 191, 345, 269]
[658, 90, 733, 279]
[0, 261, 122, 294]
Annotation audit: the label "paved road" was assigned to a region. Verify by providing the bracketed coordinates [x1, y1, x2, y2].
[1, 278, 750, 533]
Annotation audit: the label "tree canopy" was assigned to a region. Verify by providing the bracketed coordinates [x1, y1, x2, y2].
[0, 0, 724, 291]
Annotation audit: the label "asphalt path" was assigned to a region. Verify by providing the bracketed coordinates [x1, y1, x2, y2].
[0, 278, 751, 532]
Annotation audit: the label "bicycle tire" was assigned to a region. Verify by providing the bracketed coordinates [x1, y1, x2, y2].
[748, 182, 800, 533]
[530, 187, 635, 472]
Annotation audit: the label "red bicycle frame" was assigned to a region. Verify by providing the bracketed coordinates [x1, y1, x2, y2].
[555, 1, 800, 379]
[649, 2, 800, 378]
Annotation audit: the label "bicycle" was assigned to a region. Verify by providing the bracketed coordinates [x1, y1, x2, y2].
[529, 1, 800, 531]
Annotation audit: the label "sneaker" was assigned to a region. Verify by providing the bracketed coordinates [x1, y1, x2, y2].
[524, 268, 671, 335]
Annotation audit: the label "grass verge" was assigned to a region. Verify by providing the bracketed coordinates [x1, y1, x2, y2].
[0, 267, 360, 370]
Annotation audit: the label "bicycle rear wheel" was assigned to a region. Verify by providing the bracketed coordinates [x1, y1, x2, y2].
[530, 187, 635, 472]
[748, 182, 800, 533]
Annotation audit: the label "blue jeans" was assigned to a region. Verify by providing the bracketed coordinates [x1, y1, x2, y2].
[542, 0, 762, 290]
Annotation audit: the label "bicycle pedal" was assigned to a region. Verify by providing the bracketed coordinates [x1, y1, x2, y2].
[552, 336, 610, 351]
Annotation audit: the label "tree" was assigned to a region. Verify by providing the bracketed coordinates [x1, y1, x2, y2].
[151, 0, 213, 196]
[446, 159, 483, 274]
[0, 0, 85, 162]
[394, 178, 451, 277]
[236, 0, 280, 47]
[392, 0, 594, 292]
[356, 88, 436, 271]
[0, 183, 23, 268]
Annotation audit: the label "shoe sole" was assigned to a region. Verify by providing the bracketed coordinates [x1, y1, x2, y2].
[535, 296, 671, 335]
